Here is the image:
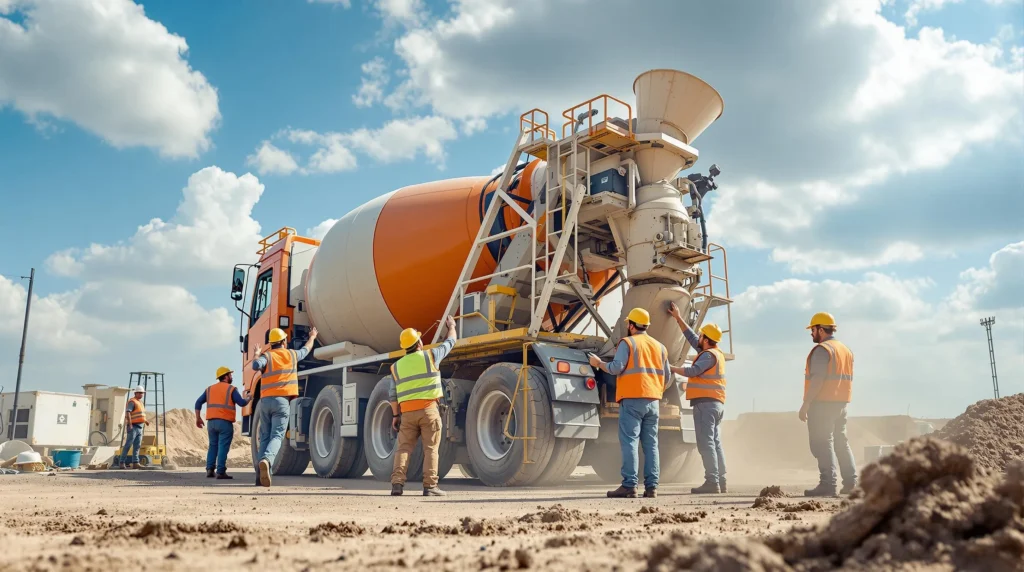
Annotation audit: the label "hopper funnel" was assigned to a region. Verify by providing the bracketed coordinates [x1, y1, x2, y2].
[632, 70, 724, 185]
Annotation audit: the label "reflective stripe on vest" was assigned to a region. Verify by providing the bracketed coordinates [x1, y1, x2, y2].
[615, 334, 668, 402]
[262, 348, 299, 398]
[803, 339, 854, 402]
[127, 398, 146, 425]
[685, 347, 726, 403]
[205, 382, 236, 423]
[391, 350, 443, 403]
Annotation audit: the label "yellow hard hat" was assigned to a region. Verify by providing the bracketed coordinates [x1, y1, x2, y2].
[699, 323, 723, 343]
[627, 308, 651, 326]
[268, 328, 287, 343]
[215, 366, 234, 379]
[806, 312, 837, 329]
[399, 327, 422, 349]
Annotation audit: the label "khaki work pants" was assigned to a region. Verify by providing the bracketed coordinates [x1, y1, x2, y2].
[391, 402, 442, 487]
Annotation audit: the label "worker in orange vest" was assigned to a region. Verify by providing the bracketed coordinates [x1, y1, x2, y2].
[589, 308, 671, 499]
[668, 302, 727, 494]
[799, 312, 857, 497]
[195, 366, 251, 480]
[251, 326, 319, 487]
[119, 387, 151, 469]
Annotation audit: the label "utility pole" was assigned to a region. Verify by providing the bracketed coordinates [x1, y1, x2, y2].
[7, 268, 34, 441]
[980, 316, 999, 399]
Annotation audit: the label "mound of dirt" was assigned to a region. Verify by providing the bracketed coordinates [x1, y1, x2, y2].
[935, 393, 1024, 473]
[759, 486, 787, 498]
[650, 511, 707, 524]
[517, 504, 583, 524]
[649, 436, 1024, 571]
[155, 409, 252, 469]
[309, 521, 366, 538]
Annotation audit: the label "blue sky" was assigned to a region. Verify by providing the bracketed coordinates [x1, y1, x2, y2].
[1, 0, 1022, 418]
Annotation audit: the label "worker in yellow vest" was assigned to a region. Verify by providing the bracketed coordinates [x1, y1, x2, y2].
[195, 367, 251, 480]
[389, 315, 458, 496]
[589, 308, 671, 499]
[668, 302, 727, 494]
[799, 312, 857, 497]
[119, 387, 150, 469]
[251, 326, 319, 487]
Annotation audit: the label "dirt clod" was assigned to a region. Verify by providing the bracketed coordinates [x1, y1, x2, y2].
[96, 509, 108, 516]
[517, 504, 582, 524]
[227, 534, 248, 549]
[70, 536, 85, 546]
[935, 393, 1024, 473]
[651, 511, 707, 524]
[758, 486, 786, 498]
[309, 521, 366, 538]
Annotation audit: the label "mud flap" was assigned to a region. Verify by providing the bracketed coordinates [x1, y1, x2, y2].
[289, 397, 313, 451]
[530, 343, 601, 439]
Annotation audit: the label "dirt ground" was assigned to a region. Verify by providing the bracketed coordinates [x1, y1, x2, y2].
[0, 466, 843, 571]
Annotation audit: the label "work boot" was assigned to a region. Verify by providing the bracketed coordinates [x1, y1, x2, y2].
[690, 480, 720, 494]
[216, 473, 233, 480]
[606, 486, 638, 498]
[804, 483, 837, 497]
[206, 469, 215, 478]
[391, 484, 404, 496]
[258, 459, 272, 488]
[719, 478, 728, 493]
[839, 482, 857, 495]
[643, 487, 658, 498]
[423, 487, 447, 497]
[131, 463, 142, 470]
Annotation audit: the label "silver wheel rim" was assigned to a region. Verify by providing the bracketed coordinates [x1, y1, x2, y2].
[313, 406, 336, 460]
[477, 390, 516, 461]
[371, 400, 396, 460]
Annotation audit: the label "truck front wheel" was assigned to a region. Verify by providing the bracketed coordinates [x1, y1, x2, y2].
[309, 386, 368, 478]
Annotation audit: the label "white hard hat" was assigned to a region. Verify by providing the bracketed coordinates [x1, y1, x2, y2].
[132, 387, 146, 394]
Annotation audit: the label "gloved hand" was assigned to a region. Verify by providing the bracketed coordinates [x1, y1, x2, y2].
[392, 415, 401, 432]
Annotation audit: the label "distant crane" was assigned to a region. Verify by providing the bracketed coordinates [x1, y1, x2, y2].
[980, 316, 999, 399]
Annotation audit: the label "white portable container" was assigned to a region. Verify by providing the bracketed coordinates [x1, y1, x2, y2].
[0, 391, 92, 449]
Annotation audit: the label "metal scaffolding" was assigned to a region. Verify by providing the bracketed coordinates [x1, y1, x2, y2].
[979, 316, 999, 399]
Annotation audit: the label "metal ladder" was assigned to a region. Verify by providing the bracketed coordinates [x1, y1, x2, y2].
[115, 371, 167, 467]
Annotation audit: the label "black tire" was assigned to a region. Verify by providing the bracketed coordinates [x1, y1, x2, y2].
[363, 377, 424, 482]
[309, 386, 367, 478]
[344, 441, 370, 478]
[534, 436, 585, 485]
[458, 463, 478, 479]
[586, 443, 623, 483]
[465, 364, 556, 487]
[586, 438, 690, 484]
[250, 398, 310, 476]
[657, 440, 696, 484]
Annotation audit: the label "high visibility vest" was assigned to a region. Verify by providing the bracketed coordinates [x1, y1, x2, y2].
[685, 347, 726, 403]
[127, 398, 146, 425]
[615, 334, 668, 402]
[205, 382, 237, 422]
[804, 339, 854, 403]
[261, 348, 299, 398]
[391, 350, 443, 404]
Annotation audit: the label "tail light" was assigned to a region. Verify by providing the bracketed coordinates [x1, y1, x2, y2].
[556, 361, 570, 373]
[585, 377, 597, 390]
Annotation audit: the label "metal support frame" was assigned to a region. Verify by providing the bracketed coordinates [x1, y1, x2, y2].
[980, 317, 1000, 399]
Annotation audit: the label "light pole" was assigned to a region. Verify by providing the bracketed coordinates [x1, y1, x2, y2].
[979, 316, 999, 399]
[7, 268, 34, 440]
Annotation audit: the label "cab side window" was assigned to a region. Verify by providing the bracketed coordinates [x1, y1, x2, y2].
[250, 270, 273, 327]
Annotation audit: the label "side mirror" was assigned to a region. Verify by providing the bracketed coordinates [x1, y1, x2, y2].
[230, 268, 245, 301]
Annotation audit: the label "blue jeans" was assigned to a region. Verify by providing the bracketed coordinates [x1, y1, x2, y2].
[808, 401, 857, 487]
[693, 399, 726, 484]
[206, 419, 234, 474]
[256, 397, 290, 468]
[618, 398, 660, 489]
[121, 423, 144, 465]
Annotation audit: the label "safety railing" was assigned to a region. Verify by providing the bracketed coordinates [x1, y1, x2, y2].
[560, 94, 633, 139]
[519, 108, 556, 144]
[693, 242, 734, 357]
[257, 227, 296, 256]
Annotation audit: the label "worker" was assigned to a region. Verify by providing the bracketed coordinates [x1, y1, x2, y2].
[389, 315, 458, 497]
[194, 367, 251, 480]
[799, 312, 857, 497]
[668, 302, 727, 494]
[588, 308, 671, 499]
[119, 387, 150, 469]
[251, 326, 319, 487]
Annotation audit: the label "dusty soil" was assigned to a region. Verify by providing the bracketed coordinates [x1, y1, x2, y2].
[935, 393, 1024, 473]
[0, 468, 841, 571]
[156, 408, 253, 469]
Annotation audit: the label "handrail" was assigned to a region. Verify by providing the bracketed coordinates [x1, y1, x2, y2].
[561, 94, 633, 139]
[519, 108, 556, 143]
[257, 227, 296, 256]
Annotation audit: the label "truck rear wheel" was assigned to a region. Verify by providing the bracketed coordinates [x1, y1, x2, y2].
[534, 434, 585, 485]
[309, 386, 367, 478]
[465, 364, 556, 486]
[250, 398, 310, 476]
[586, 439, 695, 484]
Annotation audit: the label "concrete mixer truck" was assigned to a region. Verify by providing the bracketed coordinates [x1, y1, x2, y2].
[228, 69, 734, 486]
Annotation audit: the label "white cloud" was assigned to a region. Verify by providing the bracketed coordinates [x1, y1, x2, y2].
[306, 219, 339, 240]
[0, 0, 220, 158]
[904, 0, 1019, 26]
[308, 0, 351, 6]
[246, 141, 300, 176]
[46, 166, 264, 286]
[366, 0, 1023, 272]
[374, 0, 426, 27]
[352, 57, 389, 108]
[949, 241, 1024, 312]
